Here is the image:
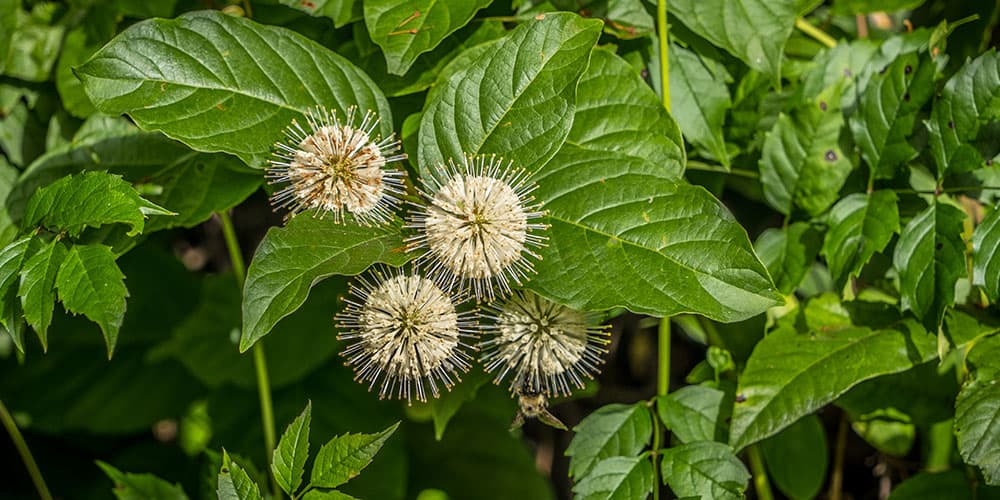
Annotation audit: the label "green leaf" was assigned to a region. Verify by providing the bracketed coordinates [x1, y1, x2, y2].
[303, 491, 359, 500]
[273, 402, 312, 496]
[364, 0, 491, 75]
[837, 361, 957, 426]
[0, 235, 31, 324]
[240, 217, 411, 351]
[657, 384, 732, 444]
[75, 10, 391, 168]
[955, 379, 1000, 485]
[571, 0, 654, 39]
[217, 450, 263, 500]
[668, 44, 730, 167]
[801, 40, 879, 103]
[572, 48, 685, 178]
[821, 191, 900, 287]
[660, 441, 750, 500]
[974, 205, 1000, 303]
[761, 415, 827, 500]
[55, 28, 99, 119]
[927, 50, 1000, 177]
[729, 322, 936, 450]
[955, 334, 1000, 484]
[669, 0, 797, 79]
[572, 456, 654, 500]
[760, 84, 853, 216]
[418, 12, 602, 175]
[430, 368, 492, 440]
[18, 237, 68, 350]
[850, 53, 936, 180]
[279, 0, 361, 27]
[528, 144, 781, 322]
[98, 461, 189, 500]
[892, 201, 967, 329]
[55, 244, 128, 356]
[566, 403, 653, 478]
[25, 171, 172, 238]
[311, 422, 400, 488]
[887, 470, 973, 500]
[755, 222, 823, 295]
[3, 7, 64, 82]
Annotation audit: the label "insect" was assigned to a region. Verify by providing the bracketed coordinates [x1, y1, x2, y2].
[511, 388, 567, 431]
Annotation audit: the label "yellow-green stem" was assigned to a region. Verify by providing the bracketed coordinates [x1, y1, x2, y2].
[747, 445, 774, 500]
[218, 211, 280, 499]
[795, 17, 837, 48]
[0, 400, 52, 500]
[657, 0, 671, 111]
[657, 318, 671, 397]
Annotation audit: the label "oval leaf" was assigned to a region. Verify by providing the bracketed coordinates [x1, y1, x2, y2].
[973, 205, 1000, 303]
[669, 0, 797, 79]
[572, 456, 654, 500]
[75, 10, 391, 168]
[528, 144, 781, 322]
[760, 415, 828, 500]
[364, 0, 491, 75]
[418, 12, 602, 175]
[955, 379, 1000, 485]
[669, 44, 730, 167]
[892, 201, 967, 329]
[240, 217, 411, 351]
[660, 441, 750, 500]
[657, 384, 732, 444]
[566, 403, 653, 479]
[729, 322, 936, 450]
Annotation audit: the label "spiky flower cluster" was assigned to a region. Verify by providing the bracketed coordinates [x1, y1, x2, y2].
[480, 291, 609, 397]
[335, 268, 477, 403]
[269, 110, 607, 411]
[406, 155, 547, 301]
[267, 107, 405, 225]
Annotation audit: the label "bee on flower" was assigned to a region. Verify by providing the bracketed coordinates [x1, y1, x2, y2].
[267, 106, 406, 225]
[335, 267, 478, 403]
[406, 155, 547, 301]
[480, 291, 609, 400]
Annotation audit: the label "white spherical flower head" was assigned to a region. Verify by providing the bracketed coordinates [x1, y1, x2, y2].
[267, 107, 406, 225]
[480, 291, 609, 397]
[336, 268, 477, 403]
[406, 155, 547, 300]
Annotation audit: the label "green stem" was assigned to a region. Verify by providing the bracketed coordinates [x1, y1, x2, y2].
[650, 408, 662, 500]
[657, 0, 670, 112]
[747, 445, 774, 500]
[657, 318, 671, 397]
[0, 400, 53, 500]
[217, 211, 280, 500]
[795, 17, 837, 48]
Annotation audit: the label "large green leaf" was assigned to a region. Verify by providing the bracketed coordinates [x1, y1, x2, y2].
[18, 237, 67, 350]
[832, 0, 926, 14]
[240, 217, 411, 351]
[528, 144, 781, 322]
[364, 0, 491, 75]
[98, 462, 189, 500]
[418, 13, 601, 175]
[760, 415, 827, 500]
[669, 0, 797, 79]
[75, 10, 391, 168]
[927, 50, 1000, 177]
[572, 456, 654, 500]
[217, 450, 263, 500]
[279, 0, 361, 27]
[729, 322, 936, 450]
[571, 48, 685, 178]
[892, 201, 967, 329]
[821, 191, 900, 287]
[55, 244, 128, 356]
[660, 441, 750, 500]
[657, 384, 732, 444]
[887, 470, 973, 500]
[755, 222, 822, 295]
[760, 84, 852, 216]
[273, 402, 311, 496]
[850, 53, 935, 180]
[24, 171, 172, 238]
[566, 403, 653, 479]
[311, 422, 399, 488]
[955, 334, 1000, 485]
[973, 206, 1000, 302]
[669, 44, 730, 167]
